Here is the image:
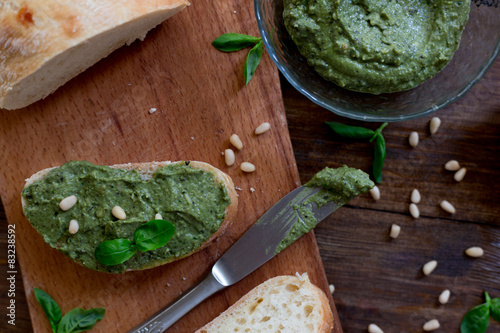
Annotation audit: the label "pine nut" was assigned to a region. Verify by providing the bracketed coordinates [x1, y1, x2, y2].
[255, 122, 271, 135]
[229, 134, 243, 150]
[112, 205, 126, 220]
[409, 131, 419, 147]
[368, 323, 384, 333]
[329, 284, 335, 294]
[155, 213, 162, 220]
[369, 186, 380, 201]
[224, 149, 235, 166]
[411, 189, 421, 204]
[423, 260, 437, 276]
[465, 247, 484, 258]
[240, 162, 255, 173]
[440, 200, 455, 214]
[59, 195, 77, 211]
[429, 117, 441, 135]
[68, 219, 79, 234]
[454, 167, 467, 182]
[423, 319, 440, 331]
[444, 160, 460, 171]
[409, 203, 420, 218]
[439, 289, 450, 304]
[390, 224, 401, 239]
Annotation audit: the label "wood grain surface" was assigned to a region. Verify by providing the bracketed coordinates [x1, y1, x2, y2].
[0, 1, 339, 332]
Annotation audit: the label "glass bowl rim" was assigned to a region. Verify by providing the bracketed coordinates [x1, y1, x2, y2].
[254, 0, 500, 122]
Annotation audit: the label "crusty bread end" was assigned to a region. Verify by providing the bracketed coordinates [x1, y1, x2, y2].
[22, 160, 237, 272]
[196, 273, 334, 333]
[0, 0, 190, 110]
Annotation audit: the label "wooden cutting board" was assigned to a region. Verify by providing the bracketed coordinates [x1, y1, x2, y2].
[0, 1, 342, 332]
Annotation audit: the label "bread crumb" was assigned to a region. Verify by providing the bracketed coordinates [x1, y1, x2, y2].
[235, 187, 243, 191]
[250, 187, 255, 193]
[182, 277, 186, 281]
[166, 283, 171, 287]
[233, 10, 237, 13]
[191, 137, 194, 140]
[148, 108, 157, 114]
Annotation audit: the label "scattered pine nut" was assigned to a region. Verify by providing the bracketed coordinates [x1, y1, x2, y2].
[112, 205, 126, 220]
[409, 131, 419, 148]
[368, 323, 384, 333]
[409, 203, 420, 219]
[444, 160, 460, 171]
[423, 319, 440, 331]
[369, 186, 380, 201]
[68, 219, 79, 234]
[155, 213, 162, 220]
[454, 167, 467, 182]
[440, 200, 456, 214]
[423, 260, 438, 276]
[465, 247, 484, 258]
[229, 134, 243, 150]
[240, 162, 255, 173]
[224, 149, 235, 166]
[329, 284, 335, 294]
[411, 189, 421, 204]
[390, 224, 401, 239]
[429, 117, 441, 135]
[439, 289, 450, 304]
[59, 195, 77, 211]
[255, 122, 271, 135]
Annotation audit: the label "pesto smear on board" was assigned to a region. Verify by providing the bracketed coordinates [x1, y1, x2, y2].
[22, 161, 231, 273]
[276, 166, 374, 253]
[283, 0, 471, 94]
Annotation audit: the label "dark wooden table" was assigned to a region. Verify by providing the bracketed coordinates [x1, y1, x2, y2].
[1, 59, 499, 332]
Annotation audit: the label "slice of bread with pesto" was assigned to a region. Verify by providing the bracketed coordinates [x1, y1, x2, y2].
[0, 0, 190, 110]
[195, 273, 334, 333]
[21, 160, 237, 273]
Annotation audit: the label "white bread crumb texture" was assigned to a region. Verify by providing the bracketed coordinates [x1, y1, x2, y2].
[197, 274, 331, 333]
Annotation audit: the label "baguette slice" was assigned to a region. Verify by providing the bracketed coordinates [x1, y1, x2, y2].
[21, 160, 237, 273]
[196, 273, 334, 333]
[0, 0, 190, 110]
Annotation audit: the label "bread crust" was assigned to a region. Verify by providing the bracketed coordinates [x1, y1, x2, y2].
[21, 160, 238, 272]
[196, 273, 334, 333]
[0, 0, 190, 110]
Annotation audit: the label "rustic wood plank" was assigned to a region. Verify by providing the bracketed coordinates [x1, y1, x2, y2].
[0, 1, 338, 332]
[284, 58, 500, 332]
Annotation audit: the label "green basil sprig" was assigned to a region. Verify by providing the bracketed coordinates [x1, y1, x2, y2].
[95, 219, 175, 266]
[461, 291, 500, 333]
[213, 33, 263, 85]
[34, 288, 104, 333]
[326, 122, 388, 183]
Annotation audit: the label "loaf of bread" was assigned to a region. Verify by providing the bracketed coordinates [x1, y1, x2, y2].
[196, 273, 334, 333]
[0, 0, 190, 110]
[21, 160, 237, 273]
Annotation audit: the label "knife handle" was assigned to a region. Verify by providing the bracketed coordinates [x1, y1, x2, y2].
[128, 271, 226, 333]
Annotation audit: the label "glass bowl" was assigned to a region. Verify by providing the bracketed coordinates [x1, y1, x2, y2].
[255, 1, 500, 122]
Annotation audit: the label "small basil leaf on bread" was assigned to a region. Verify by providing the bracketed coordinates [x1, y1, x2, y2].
[134, 220, 175, 252]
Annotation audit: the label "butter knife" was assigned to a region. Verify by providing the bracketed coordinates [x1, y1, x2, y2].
[129, 185, 340, 333]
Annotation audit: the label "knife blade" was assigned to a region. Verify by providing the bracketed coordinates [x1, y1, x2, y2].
[129, 185, 340, 333]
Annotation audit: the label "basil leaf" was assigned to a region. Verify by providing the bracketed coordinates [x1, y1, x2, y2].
[460, 303, 490, 333]
[372, 134, 386, 183]
[95, 239, 136, 266]
[490, 298, 500, 322]
[57, 308, 105, 333]
[34, 288, 62, 333]
[244, 40, 263, 85]
[212, 33, 261, 52]
[326, 122, 375, 139]
[370, 122, 388, 142]
[134, 220, 175, 252]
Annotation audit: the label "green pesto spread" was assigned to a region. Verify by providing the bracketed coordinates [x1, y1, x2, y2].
[283, 0, 470, 94]
[276, 165, 374, 252]
[22, 161, 231, 273]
